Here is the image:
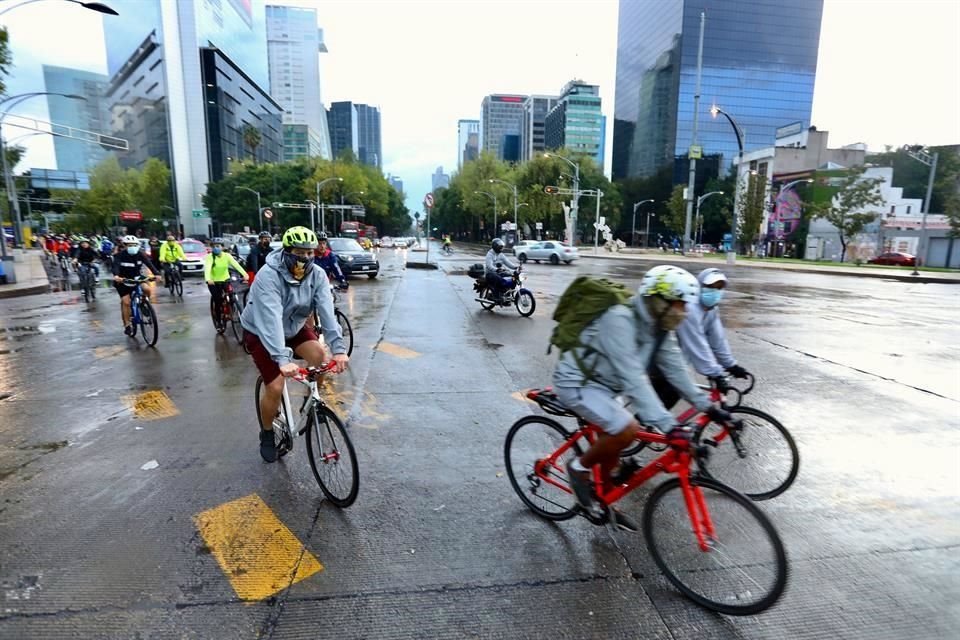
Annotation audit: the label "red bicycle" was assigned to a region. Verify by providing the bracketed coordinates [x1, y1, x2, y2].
[621, 374, 799, 501]
[504, 388, 788, 615]
[210, 276, 245, 345]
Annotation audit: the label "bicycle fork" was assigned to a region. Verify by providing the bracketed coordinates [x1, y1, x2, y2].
[678, 464, 717, 552]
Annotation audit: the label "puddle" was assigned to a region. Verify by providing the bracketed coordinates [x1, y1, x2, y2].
[0, 348, 23, 355]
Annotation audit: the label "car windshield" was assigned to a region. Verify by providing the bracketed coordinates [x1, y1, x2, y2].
[181, 241, 204, 253]
[330, 238, 364, 252]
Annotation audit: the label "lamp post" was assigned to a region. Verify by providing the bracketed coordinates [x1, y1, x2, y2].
[234, 186, 262, 231]
[695, 191, 724, 247]
[488, 178, 517, 239]
[474, 190, 496, 239]
[545, 153, 580, 245]
[710, 104, 745, 264]
[315, 177, 342, 233]
[646, 210, 657, 250]
[0, 0, 118, 16]
[904, 147, 939, 274]
[632, 199, 654, 248]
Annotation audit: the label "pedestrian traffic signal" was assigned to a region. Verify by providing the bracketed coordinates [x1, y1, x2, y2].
[544, 186, 559, 194]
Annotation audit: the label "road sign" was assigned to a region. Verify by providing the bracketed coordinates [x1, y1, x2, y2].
[263, 209, 273, 219]
[121, 210, 143, 221]
[535, 222, 543, 230]
[424, 193, 434, 208]
[191, 208, 208, 219]
[414, 212, 420, 220]
[689, 145, 702, 160]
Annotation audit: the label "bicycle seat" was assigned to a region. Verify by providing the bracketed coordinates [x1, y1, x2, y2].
[526, 388, 577, 418]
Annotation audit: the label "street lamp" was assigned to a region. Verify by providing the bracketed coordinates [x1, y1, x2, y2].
[0, 0, 118, 15]
[694, 192, 724, 247]
[710, 104, 745, 264]
[234, 186, 262, 231]
[632, 199, 654, 248]
[544, 152, 580, 245]
[488, 178, 518, 238]
[903, 147, 939, 275]
[315, 177, 343, 233]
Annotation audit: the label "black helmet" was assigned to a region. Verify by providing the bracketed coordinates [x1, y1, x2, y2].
[317, 231, 328, 241]
[491, 238, 504, 254]
[258, 231, 272, 240]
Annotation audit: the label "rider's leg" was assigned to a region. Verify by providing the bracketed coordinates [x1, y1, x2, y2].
[261, 374, 284, 433]
[120, 295, 132, 327]
[293, 335, 330, 367]
[581, 422, 641, 483]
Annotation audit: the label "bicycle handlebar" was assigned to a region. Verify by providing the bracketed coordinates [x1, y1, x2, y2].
[294, 361, 339, 381]
[120, 276, 155, 285]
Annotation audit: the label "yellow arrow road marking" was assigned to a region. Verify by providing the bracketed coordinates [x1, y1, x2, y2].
[194, 494, 323, 601]
[122, 390, 180, 420]
[376, 342, 421, 359]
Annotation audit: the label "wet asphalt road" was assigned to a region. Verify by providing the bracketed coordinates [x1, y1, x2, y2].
[1, 245, 958, 639]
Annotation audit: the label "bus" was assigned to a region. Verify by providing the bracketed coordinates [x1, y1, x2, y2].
[340, 221, 360, 238]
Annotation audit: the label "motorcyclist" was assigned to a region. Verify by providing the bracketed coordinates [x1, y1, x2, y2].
[484, 238, 518, 301]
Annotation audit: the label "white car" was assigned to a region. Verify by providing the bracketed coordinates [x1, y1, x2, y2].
[518, 241, 579, 265]
[510, 240, 539, 256]
[380, 236, 396, 248]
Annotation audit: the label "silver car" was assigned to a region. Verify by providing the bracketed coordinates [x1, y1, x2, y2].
[517, 241, 579, 265]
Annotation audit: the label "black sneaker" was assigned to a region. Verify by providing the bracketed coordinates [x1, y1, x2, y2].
[611, 509, 639, 533]
[124, 324, 134, 336]
[567, 465, 597, 513]
[259, 430, 278, 463]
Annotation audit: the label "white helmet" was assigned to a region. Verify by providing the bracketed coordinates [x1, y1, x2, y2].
[122, 235, 139, 246]
[698, 267, 728, 286]
[639, 265, 700, 304]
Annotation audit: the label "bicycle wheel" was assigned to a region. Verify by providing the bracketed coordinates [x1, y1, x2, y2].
[139, 299, 159, 347]
[643, 476, 788, 615]
[81, 273, 90, 303]
[697, 407, 799, 501]
[504, 416, 583, 520]
[229, 299, 244, 344]
[174, 273, 183, 297]
[254, 375, 292, 457]
[305, 404, 359, 507]
[335, 309, 354, 357]
[515, 290, 536, 317]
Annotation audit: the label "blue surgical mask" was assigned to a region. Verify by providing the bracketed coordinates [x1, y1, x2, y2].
[700, 289, 724, 307]
[126, 246, 139, 255]
[212, 247, 222, 255]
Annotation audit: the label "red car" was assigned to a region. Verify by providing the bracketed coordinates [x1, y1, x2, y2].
[868, 252, 916, 267]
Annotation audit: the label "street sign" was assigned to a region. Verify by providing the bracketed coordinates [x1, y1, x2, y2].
[535, 222, 543, 230]
[191, 208, 208, 219]
[599, 216, 606, 226]
[414, 212, 420, 220]
[121, 210, 143, 221]
[263, 209, 273, 219]
[689, 145, 702, 160]
[424, 193, 434, 209]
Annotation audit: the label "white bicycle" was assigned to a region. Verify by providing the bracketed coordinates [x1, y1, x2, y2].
[255, 362, 359, 506]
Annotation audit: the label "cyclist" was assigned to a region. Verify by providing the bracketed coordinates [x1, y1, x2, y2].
[313, 232, 348, 289]
[55, 235, 71, 259]
[553, 265, 731, 531]
[204, 238, 248, 315]
[442, 235, 453, 254]
[72, 236, 99, 279]
[245, 231, 273, 277]
[484, 238, 518, 301]
[157, 233, 186, 288]
[112, 235, 158, 336]
[240, 226, 349, 463]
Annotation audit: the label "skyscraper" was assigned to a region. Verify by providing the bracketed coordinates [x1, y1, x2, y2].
[612, 0, 824, 179]
[387, 174, 403, 195]
[543, 80, 603, 166]
[327, 101, 358, 160]
[42, 65, 110, 172]
[480, 95, 526, 161]
[354, 104, 382, 170]
[457, 119, 479, 169]
[521, 95, 558, 162]
[431, 166, 449, 191]
[266, 4, 332, 159]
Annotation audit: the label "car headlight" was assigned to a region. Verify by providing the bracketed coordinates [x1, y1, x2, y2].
[344, 255, 354, 262]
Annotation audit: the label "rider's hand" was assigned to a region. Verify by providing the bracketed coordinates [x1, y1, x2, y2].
[726, 364, 750, 379]
[206, 280, 215, 286]
[705, 406, 733, 425]
[331, 353, 349, 373]
[113, 275, 122, 283]
[279, 362, 300, 378]
[709, 375, 730, 392]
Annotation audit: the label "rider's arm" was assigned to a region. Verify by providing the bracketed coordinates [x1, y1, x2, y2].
[176, 244, 185, 261]
[675, 305, 728, 378]
[310, 272, 347, 355]
[203, 254, 214, 281]
[593, 308, 677, 431]
[226, 254, 247, 279]
[484, 250, 497, 274]
[703, 308, 737, 369]
[498, 254, 519, 270]
[654, 332, 712, 412]
[327, 253, 346, 283]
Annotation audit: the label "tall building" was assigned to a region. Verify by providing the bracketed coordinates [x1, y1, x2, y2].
[387, 174, 403, 195]
[266, 4, 332, 160]
[354, 104, 382, 169]
[612, 0, 824, 179]
[102, 0, 276, 235]
[457, 119, 479, 169]
[327, 101, 358, 160]
[544, 80, 604, 166]
[521, 95, 558, 162]
[431, 166, 449, 191]
[480, 94, 526, 161]
[42, 65, 110, 172]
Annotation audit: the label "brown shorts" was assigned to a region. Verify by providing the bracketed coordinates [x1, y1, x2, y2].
[244, 326, 318, 384]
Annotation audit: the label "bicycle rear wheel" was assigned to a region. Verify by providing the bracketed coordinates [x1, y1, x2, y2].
[305, 404, 359, 506]
[643, 476, 788, 615]
[254, 375, 292, 457]
[504, 416, 583, 520]
[697, 407, 799, 501]
[139, 299, 159, 347]
[335, 309, 354, 356]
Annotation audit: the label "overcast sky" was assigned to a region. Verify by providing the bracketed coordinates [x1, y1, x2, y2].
[2, 0, 958, 214]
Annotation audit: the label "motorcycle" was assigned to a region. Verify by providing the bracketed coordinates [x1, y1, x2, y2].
[472, 267, 536, 317]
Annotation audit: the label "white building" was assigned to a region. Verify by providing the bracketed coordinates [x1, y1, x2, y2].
[266, 4, 332, 159]
[457, 119, 479, 170]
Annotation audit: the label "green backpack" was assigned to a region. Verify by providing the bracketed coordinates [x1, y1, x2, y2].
[548, 276, 635, 380]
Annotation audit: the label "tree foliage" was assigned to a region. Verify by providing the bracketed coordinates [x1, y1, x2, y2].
[738, 173, 767, 252]
[865, 146, 960, 213]
[663, 185, 686, 236]
[809, 167, 885, 262]
[0, 27, 11, 96]
[242, 124, 262, 162]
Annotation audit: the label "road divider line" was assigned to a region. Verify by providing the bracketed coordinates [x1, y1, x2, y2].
[121, 390, 180, 420]
[376, 342, 421, 359]
[194, 493, 323, 601]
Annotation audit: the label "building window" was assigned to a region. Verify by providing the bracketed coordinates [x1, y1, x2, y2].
[906, 205, 911, 214]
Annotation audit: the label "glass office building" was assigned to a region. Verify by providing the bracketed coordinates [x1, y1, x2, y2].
[612, 0, 824, 179]
[480, 95, 526, 161]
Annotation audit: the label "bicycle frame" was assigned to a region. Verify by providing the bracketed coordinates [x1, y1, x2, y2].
[277, 363, 340, 461]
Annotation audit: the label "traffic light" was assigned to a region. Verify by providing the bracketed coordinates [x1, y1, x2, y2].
[544, 186, 559, 195]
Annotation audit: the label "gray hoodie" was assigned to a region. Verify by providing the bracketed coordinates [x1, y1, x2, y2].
[240, 249, 345, 366]
[553, 295, 711, 431]
[676, 301, 736, 377]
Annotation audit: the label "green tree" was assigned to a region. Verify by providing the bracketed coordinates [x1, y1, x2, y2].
[72, 156, 137, 232]
[809, 167, 885, 263]
[130, 157, 172, 222]
[5, 144, 24, 171]
[944, 192, 960, 239]
[865, 146, 960, 213]
[0, 27, 11, 96]
[615, 165, 674, 246]
[738, 173, 767, 253]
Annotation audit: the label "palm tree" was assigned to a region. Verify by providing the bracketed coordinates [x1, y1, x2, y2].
[242, 124, 262, 162]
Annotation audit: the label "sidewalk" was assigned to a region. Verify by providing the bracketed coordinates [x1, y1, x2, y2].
[0, 249, 50, 298]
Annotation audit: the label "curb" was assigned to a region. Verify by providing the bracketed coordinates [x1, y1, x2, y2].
[405, 261, 438, 270]
[0, 283, 50, 299]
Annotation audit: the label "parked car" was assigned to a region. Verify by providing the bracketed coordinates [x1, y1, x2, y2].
[329, 237, 379, 278]
[517, 241, 579, 265]
[868, 251, 916, 267]
[693, 244, 714, 254]
[179, 239, 208, 276]
[510, 240, 540, 256]
[381, 236, 396, 248]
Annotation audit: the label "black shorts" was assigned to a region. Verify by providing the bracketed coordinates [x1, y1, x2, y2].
[114, 282, 136, 297]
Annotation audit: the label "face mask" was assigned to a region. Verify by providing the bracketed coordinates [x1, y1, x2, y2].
[645, 296, 687, 331]
[282, 252, 311, 281]
[700, 289, 724, 308]
[212, 247, 222, 255]
[126, 246, 139, 255]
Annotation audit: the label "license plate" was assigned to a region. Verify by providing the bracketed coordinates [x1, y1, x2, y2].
[184, 265, 200, 270]
[360, 265, 371, 271]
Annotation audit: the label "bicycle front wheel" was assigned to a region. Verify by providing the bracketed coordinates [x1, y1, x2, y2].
[305, 404, 359, 507]
[643, 476, 788, 615]
[174, 273, 183, 297]
[210, 298, 225, 334]
[335, 309, 354, 357]
[139, 299, 159, 347]
[229, 300, 243, 344]
[698, 407, 799, 501]
[504, 416, 582, 520]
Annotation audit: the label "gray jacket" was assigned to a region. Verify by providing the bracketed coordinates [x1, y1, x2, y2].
[553, 295, 711, 430]
[676, 302, 736, 377]
[484, 249, 518, 276]
[240, 249, 345, 366]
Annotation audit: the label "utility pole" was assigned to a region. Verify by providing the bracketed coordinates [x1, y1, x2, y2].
[683, 11, 706, 254]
